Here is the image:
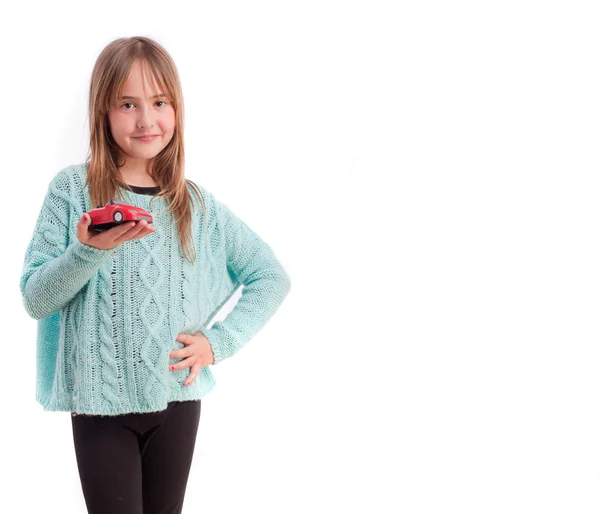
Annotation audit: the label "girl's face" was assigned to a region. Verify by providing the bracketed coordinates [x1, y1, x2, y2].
[107, 60, 175, 173]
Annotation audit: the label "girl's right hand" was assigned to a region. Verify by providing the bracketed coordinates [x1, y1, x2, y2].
[77, 213, 156, 250]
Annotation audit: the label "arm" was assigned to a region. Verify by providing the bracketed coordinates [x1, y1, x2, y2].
[199, 196, 292, 365]
[19, 173, 113, 320]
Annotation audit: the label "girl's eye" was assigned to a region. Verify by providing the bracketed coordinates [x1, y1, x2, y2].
[121, 100, 168, 109]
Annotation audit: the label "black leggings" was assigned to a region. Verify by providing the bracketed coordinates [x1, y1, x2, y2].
[71, 400, 201, 514]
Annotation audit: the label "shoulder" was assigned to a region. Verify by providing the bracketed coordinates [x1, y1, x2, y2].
[185, 179, 217, 212]
[183, 181, 240, 228]
[46, 163, 86, 194]
[40, 164, 88, 217]
[188, 181, 235, 211]
[186, 178, 209, 196]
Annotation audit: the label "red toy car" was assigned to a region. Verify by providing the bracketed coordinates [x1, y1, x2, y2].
[87, 200, 154, 233]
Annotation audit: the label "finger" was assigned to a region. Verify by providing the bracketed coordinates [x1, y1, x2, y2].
[184, 364, 201, 386]
[169, 347, 192, 359]
[77, 213, 91, 240]
[128, 220, 149, 235]
[176, 333, 186, 342]
[107, 220, 137, 240]
[136, 224, 156, 238]
[176, 333, 192, 344]
[112, 221, 146, 244]
[170, 355, 196, 370]
[127, 221, 151, 240]
[128, 221, 156, 239]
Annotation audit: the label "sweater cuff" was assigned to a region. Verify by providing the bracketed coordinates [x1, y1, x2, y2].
[70, 238, 114, 263]
[199, 327, 226, 366]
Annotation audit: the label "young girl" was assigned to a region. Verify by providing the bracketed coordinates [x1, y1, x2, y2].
[19, 36, 291, 514]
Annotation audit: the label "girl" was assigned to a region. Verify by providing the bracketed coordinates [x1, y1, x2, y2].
[19, 36, 291, 514]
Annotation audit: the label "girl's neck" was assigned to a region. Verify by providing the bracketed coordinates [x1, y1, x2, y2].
[118, 170, 157, 188]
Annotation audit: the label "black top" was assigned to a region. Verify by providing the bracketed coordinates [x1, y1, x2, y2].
[127, 184, 161, 196]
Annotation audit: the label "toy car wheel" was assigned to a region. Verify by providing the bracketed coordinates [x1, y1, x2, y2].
[113, 210, 124, 223]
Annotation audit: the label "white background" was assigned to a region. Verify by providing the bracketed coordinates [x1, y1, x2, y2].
[2, 0, 599, 513]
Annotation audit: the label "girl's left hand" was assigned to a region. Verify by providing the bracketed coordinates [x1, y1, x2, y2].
[169, 331, 215, 386]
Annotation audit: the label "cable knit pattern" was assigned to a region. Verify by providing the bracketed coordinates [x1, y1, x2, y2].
[19, 163, 291, 415]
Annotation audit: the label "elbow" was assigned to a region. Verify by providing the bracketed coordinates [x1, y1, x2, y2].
[274, 266, 292, 300]
[20, 275, 37, 319]
[20, 279, 40, 320]
[22, 299, 38, 320]
[282, 270, 291, 296]
[247, 265, 291, 303]
[268, 258, 291, 298]
[20, 274, 51, 320]
[22, 296, 45, 321]
[21, 282, 48, 321]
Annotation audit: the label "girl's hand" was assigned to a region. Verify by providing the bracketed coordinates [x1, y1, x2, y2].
[170, 331, 215, 386]
[77, 213, 156, 250]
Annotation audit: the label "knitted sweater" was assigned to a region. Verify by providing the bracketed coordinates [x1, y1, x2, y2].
[19, 163, 291, 416]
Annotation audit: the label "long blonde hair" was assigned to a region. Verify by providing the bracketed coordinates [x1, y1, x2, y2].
[84, 35, 204, 263]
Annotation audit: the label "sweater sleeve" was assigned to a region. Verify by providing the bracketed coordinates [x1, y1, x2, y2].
[199, 196, 292, 365]
[19, 172, 113, 321]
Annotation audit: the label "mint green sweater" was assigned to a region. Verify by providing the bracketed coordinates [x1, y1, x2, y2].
[19, 163, 291, 416]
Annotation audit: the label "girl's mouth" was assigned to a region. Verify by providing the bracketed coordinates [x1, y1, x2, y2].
[134, 135, 159, 142]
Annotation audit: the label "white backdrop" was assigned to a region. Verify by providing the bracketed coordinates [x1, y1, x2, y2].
[2, 1, 600, 513]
